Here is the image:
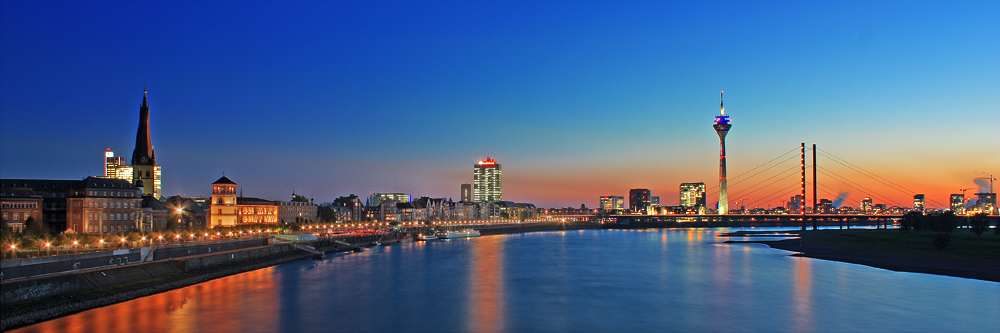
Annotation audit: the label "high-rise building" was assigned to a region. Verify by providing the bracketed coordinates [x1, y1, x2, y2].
[629, 189, 651, 213]
[975, 193, 997, 215]
[104, 149, 124, 178]
[713, 91, 732, 214]
[473, 158, 502, 202]
[913, 194, 925, 212]
[788, 195, 805, 214]
[460, 184, 473, 202]
[131, 89, 161, 199]
[599, 196, 625, 211]
[950, 194, 965, 214]
[679, 182, 707, 211]
[860, 197, 873, 213]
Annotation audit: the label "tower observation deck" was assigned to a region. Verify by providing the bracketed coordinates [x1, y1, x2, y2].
[713, 91, 732, 214]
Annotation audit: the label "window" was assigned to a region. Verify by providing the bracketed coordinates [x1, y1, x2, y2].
[13, 213, 19, 220]
[103, 213, 108, 220]
[103, 202, 108, 208]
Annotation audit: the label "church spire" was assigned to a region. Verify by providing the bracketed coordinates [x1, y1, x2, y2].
[132, 88, 155, 166]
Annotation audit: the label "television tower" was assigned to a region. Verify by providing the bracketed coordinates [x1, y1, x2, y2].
[713, 91, 732, 214]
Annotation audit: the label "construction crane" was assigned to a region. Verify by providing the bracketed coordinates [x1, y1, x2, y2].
[975, 174, 995, 193]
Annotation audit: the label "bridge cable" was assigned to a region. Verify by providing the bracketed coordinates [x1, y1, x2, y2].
[818, 167, 903, 207]
[817, 149, 947, 208]
[727, 164, 801, 200]
[818, 167, 907, 207]
[706, 146, 800, 193]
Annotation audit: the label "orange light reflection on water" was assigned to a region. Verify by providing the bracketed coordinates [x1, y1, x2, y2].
[468, 236, 506, 333]
[13, 267, 279, 333]
[791, 257, 814, 331]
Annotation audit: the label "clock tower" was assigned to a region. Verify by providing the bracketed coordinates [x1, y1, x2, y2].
[132, 89, 157, 197]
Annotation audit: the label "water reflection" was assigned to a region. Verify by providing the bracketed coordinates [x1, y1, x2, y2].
[15, 267, 278, 333]
[10, 229, 1000, 333]
[467, 235, 505, 332]
[791, 256, 814, 332]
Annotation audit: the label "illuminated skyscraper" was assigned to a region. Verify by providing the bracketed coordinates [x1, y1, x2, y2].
[104, 148, 124, 178]
[680, 182, 706, 212]
[713, 91, 732, 214]
[600, 196, 625, 211]
[860, 197, 873, 213]
[913, 194, 925, 212]
[473, 158, 502, 202]
[950, 194, 965, 214]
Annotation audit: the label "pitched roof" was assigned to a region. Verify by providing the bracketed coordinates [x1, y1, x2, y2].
[213, 176, 237, 185]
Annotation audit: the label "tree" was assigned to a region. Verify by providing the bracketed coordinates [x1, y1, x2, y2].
[23, 216, 48, 239]
[292, 194, 309, 203]
[930, 211, 957, 233]
[969, 213, 989, 238]
[1, 219, 15, 242]
[319, 206, 337, 223]
[933, 232, 951, 249]
[900, 211, 921, 232]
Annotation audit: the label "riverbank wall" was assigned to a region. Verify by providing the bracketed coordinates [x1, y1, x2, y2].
[1, 243, 311, 331]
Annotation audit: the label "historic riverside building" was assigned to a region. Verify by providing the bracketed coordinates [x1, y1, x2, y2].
[277, 201, 317, 224]
[1, 178, 142, 234]
[1, 196, 42, 232]
[473, 158, 502, 202]
[208, 176, 280, 227]
[209, 176, 238, 228]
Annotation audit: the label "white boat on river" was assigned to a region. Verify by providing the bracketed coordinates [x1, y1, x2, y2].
[438, 229, 480, 239]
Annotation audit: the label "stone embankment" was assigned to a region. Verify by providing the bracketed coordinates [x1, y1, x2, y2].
[1, 245, 309, 331]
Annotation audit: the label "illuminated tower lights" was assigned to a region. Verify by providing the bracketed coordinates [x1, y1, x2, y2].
[713, 91, 732, 214]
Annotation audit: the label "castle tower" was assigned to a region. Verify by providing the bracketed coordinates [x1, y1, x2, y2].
[210, 176, 238, 228]
[131, 89, 158, 197]
[713, 91, 732, 214]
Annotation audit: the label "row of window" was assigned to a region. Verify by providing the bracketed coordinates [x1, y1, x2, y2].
[2, 212, 32, 221]
[87, 191, 138, 198]
[1, 202, 38, 209]
[86, 224, 136, 233]
[88, 213, 137, 221]
[89, 201, 138, 209]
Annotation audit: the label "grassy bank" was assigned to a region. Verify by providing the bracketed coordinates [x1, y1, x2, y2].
[805, 229, 1000, 262]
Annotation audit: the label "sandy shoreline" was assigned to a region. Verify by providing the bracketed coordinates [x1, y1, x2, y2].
[729, 230, 1000, 283]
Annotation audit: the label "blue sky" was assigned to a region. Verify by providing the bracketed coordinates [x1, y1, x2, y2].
[2, 0, 997, 208]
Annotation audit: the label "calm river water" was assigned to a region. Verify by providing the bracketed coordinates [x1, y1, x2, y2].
[13, 228, 1000, 333]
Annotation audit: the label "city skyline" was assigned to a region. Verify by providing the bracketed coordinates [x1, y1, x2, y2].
[1, 1, 998, 208]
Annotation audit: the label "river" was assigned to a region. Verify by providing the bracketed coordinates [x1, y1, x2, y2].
[12, 228, 1000, 332]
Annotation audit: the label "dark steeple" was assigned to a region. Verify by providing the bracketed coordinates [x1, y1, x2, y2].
[132, 89, 155, 166]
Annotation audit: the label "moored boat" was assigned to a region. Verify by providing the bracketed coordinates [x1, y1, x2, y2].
[417, 233, 439, 241]
[438, 229, 481, 239]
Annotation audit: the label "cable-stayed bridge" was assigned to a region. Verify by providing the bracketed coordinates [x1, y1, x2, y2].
[604, 142, 992, 229]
